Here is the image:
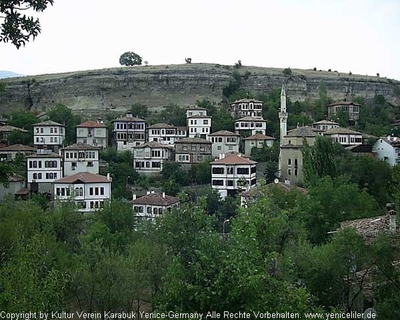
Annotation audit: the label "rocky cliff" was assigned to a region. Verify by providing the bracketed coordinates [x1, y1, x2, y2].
[0, 63, 399, 116]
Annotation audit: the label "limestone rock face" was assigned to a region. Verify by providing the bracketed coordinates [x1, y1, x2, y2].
[0, 63, 399, 116]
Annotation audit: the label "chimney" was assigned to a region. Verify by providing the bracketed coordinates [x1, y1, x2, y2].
[151, 190, 155, 194]
[106, 173, 111, 181]
[386, 203, 397, 232]
[132, 194, 137, 200]
[147, 191, 150, 195]
[162, 192, 165, 198]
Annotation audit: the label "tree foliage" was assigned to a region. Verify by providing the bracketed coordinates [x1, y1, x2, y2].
[0, 0, 54, 48]
[119, 51, 142, 66]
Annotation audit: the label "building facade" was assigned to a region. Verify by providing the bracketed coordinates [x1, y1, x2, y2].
[327, 101, 360, 122]
[132, 191, 180, 219]
[133, 141, 174, 174]
[147, 123, 179, 145]
[229, 98, 263, 118]
[112, 114, 147, 152]
[61, 143, 100, 176]
[208, 130, 240, 158]
[174, 137, 212, 164]
[243, 133, 276, 156]
[76, 120, 108, 149]
[323, 127, 363, 146]
[33, 120, 65, 152]
[312, 120, 340, 132]
[54, 172, 112, 213]
[0, 144, 36, 161]
[373, 137, 400, 167]
[234, 116, 267, 136]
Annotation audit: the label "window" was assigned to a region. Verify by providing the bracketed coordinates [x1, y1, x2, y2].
[204, 120, 208, 125]
[90, 187, 94, 195]
[227, 180, 234, 186]
[33, 173, 37, 179]
[212, 180, 224, 186]
[237, 167, 249, 175]
[288, 169, 292, 176]
[288, 159, 291, 165]
[227, 167, 234, 174]
[147, 207, 152, 214]
[87, 162, 93, 167]
[95, 187, 99, 195]
[50, 128, 53, 133]
[38, 173, 42, 179]
[100, 187, 104, 195]
[251, 166, 256, 174]
[212, 167, 224, 174]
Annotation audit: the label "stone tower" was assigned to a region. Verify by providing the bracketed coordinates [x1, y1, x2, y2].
[278, 84, 288, 179]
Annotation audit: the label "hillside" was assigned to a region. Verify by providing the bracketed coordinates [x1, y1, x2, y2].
[0, 63, 399, 116]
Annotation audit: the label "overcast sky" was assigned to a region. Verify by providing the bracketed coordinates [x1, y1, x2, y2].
[1, 0, 399, 80]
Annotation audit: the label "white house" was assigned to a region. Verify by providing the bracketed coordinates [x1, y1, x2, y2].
[33, 120, 65, 152]
[312, 120, 340, 132]
[0, 144, 36, 161]
[208, 130, 240, 158]
[147, 123, 179, 145]
[210, 153, 257, 199]
[76, 120, 108, 149]
[186, 106, 212, 139]
[243, 133, 276, 156]
[112, 114, 147, 152]
[373, 137, 400, 167]
[61, 143, 100, 176]
[132, 191, 180, 219]
[132, 141, 174, 174]
[229, 98, 263, 118]
[234, 116, 267, 136]
[323, 127, 363, 146]
[26, 149, 63, 194]
[54, 172, 112, 213]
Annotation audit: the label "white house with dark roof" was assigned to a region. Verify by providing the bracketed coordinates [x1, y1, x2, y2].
[61, 143, 100, 176]
[208, 130, 240, 158]
[0, 144, 36, 161]
[132, 191, 180, 219]
[26, 149, 63, 194]
[243, 133, 276, 156]
[147, 123, 180, 145]
[229, 98, 263, 118]
[234, 116, 267, 136]
[33, 120, 65, 152]
[54, 172, 112, 213]
[112, 114, 147, 152]
[174, 137, 212, 164]
[211, 153, 257, 198]
[132, 141, 174, 174]
[186, 106, 212, 139]
[323, 127, 363, 146]
[312, 120, 340, 132]
[76, 120, 108, 149]
[373, 136, 400, 166]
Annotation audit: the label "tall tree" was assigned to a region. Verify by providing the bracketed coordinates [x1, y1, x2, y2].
[119, 52, 142, 66]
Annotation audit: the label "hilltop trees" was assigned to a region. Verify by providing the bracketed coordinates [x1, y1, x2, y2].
[0, 0, 54, 48]
[119, 52, 143, 66]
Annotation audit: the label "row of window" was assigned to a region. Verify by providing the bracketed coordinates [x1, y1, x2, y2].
[212, 167, 256, 175]
[36, 137, 59, 143]
[187, 111, 205, 116]
[212, 179, 256, 186]
[116, 133, 145, 140]
[287, 169, 298, 176]
[115, 123, 145, 130]
[89, 187, 105, 196]
[181, 145, 207, 152]
[235, 122, 264, 128]
[190, 127, 209, 133]
[287, 159, 298, 166]
[134, 206, 170, 214]
[35, 127, 63, 134]
[234, 103, 262, 110]
[32, 172, 58, 180]
[150, 129, 176, 135]
[331, 137, 362, 143]
[135, 161, 162, 169]
[29, 160, 59, 168]
[189, 119, 209, 125]
[65, 151, 97, 159]
[210, 137, 238, 143]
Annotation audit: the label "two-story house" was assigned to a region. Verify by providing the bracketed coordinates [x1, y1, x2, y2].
[211, 153, 257, 198]
[323, 127, 363, 146]
[208, 130, 240, 158]
[229, 98, 263, 118]
[0, 144, 36, 161]
[112, 114, 147, 152]
[76, 120, 108, 149]
[312, 120, 340, 133]
[174, 137, 212, 164]
[132, 191, 180, 219]
[33, 120, 65, 152]
[327, 101, 361, 122]
[0, 125, 28, 148]
[26, 149, 63, 194]
[280, 126, 317, 185]
[234, 116, 267, 136]
[186, 106, 212, 139]
[373, 136, 400, 166]
[54, 172, 112, 213]
[61, 143, 100, 176]
[243, 133, 276, 156]
[148, 123, 179, 145]
[132, 141, 174, 174]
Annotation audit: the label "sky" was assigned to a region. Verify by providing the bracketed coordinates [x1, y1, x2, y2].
[1, 0, 400, 80]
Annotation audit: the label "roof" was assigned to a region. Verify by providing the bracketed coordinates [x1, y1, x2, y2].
[131, 192, 180, 206]
[208, 130, 239, 137]
[175, 137, 211, 144]
[186, 106, 207, 111]
[0, 144, 36, 152]
[148, 123, 175, 129]
[26, 151, 62, 158]
[231, 98, 263, 104]
[0, 125, 28, 133]
[328, 101, 361, 107]
[112, 115, 146, 122]
[15, 187, 30, 195]
[324, 127, 362, 135]
[345, 144, 374, 153]
[236, 116, 266, 122]
[187, 115, 212, 118]
[62, 143, 101, 150]
[34, 120, 64, 127]
[313, 120, 339, 125]
[76, 120, 107, 128]
[286, 126, 316, 137]
[54, 172, 111, 184]
[244, 133, 275, 140]
[133, 141, 173, 149]
[9, 174, 26, 182]
[211, 153, 256, 165]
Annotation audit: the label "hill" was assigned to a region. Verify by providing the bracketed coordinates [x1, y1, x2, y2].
[0, 63, 399, 116]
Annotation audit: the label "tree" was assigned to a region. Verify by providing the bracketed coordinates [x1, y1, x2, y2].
[283, 67, 292, 76]
[0, 0, 54, 49]
[129, 103, 148, 118]
[119, 51, 142, 66]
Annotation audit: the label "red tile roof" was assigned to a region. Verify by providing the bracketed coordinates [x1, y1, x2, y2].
[54, 172, 111, 184]
[211, 153, 256, 165]
[131, 193, 180, 206]
[76, 120, 107, 128]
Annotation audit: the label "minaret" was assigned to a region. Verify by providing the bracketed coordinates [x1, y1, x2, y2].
[278, 84, 288, 178]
